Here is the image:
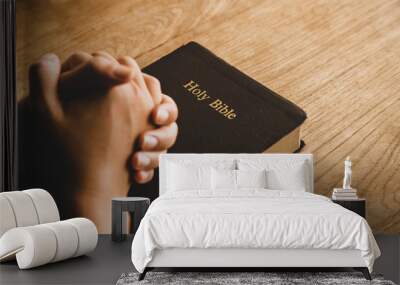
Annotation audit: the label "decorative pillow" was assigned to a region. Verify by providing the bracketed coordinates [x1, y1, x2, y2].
[166, 159, 236, 170]
[237, 159, 309, 191]
[236, 169, 267, 189]
[266, 162, 307, 191]
[211, 168, 237, 190]
[167, 163, 211, 191]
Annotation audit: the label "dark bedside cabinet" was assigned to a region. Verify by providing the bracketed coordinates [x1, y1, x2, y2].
[112, 197, 150, 241]
[332, 198, 366, 218]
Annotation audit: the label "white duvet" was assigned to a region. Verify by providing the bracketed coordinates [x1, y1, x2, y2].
[131, 190, 380, 273]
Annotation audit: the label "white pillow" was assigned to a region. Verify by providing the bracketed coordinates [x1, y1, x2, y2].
[236, 169, 267, 188]
[266, 163, 307, 191]
[167, 163, 211, 191]
[237, 159, 309, 191]
[166, 159, 236, 170]
[211, 168, 236, 190]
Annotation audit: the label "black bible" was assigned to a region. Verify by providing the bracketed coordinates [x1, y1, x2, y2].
[131, 42, 307, 200]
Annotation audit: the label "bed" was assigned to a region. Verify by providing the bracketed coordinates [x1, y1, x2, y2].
[131, 154, 380, 280]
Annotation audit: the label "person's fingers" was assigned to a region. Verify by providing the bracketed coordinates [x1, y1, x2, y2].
[117, 56, 148, 93]
[60, 56, 115, 92]
[93, 54, 133, 81]
[134, 170, 154, 184]
[131, 151, 165, 171]
[61, 52, 132, 83]
[62, 51, 129, 79]
[152, 94, 179, 125]
[29, 53, 63, 120]
[143, 73, 162, 105]
[160, 94, 176, 104]
[139, 122, 178, 151]
[60, 55, 132, 94]
[92, 51, 118, 64]
[61, 51, 92, 73]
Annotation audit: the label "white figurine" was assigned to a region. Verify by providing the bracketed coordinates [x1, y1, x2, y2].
[342, 156, 352, 190]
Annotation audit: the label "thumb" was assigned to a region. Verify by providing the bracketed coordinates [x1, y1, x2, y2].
[29, 53, 63, 121]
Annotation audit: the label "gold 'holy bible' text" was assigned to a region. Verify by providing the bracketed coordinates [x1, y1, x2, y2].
[182, 80, 237, 120]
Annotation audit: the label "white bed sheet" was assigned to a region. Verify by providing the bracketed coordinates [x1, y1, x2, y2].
[131, 190, 380, 273]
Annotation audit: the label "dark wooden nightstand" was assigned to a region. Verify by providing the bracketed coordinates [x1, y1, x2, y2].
[332, 198, 366, 218]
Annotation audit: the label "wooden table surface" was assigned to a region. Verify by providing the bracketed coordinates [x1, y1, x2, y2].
[16, 0, 400, 233]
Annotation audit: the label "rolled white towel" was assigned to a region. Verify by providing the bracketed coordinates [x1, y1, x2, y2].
[0, 218, 98, 269]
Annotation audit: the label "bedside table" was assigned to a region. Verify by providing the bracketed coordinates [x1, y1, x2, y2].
[112, 197, 150, 241]
[332, 198, 366, 218]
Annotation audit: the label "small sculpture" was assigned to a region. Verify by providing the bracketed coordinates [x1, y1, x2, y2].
[342, 156, 352, 190]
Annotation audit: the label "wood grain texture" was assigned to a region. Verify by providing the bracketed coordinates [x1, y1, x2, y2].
[16, 0, 400, 233]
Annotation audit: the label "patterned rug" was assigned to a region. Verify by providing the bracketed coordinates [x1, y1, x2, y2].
[116, 272, 396, 285]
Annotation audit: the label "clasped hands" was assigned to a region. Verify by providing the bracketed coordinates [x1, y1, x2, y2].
[22, 51, 178, 232]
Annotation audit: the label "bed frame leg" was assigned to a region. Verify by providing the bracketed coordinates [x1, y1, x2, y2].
[138, 268, 148, 281]
[354, 267, 371, 280]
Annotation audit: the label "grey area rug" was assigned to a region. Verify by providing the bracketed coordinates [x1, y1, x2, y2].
[116, 272, 396, 285]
